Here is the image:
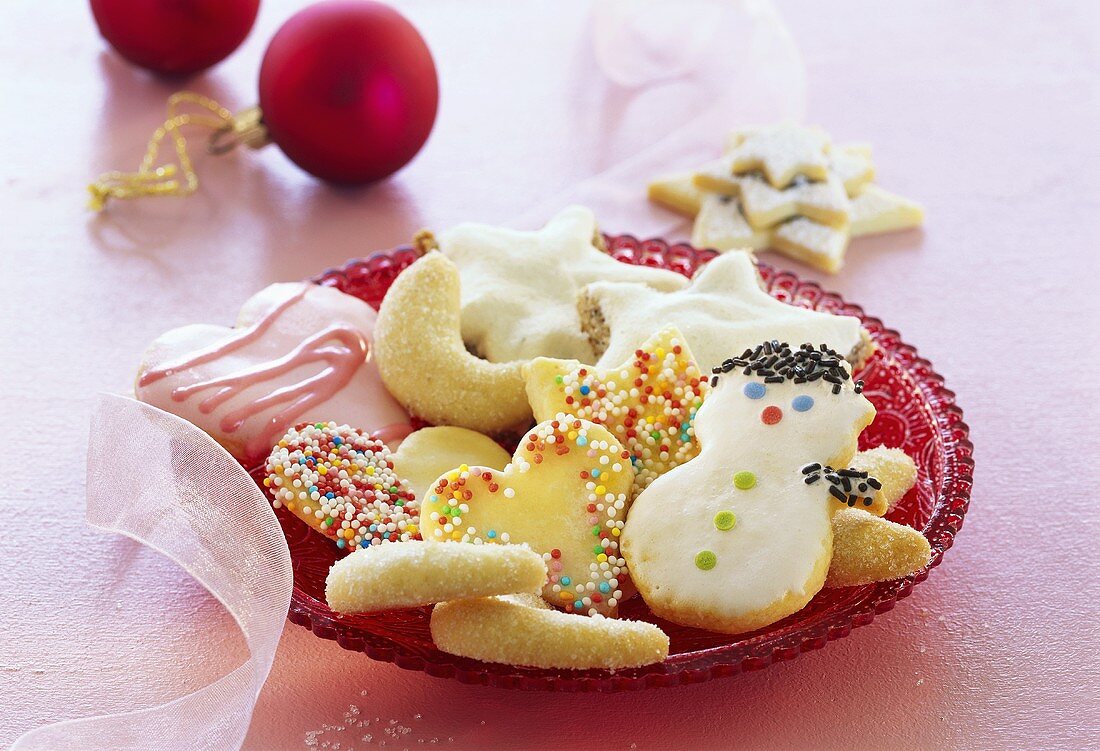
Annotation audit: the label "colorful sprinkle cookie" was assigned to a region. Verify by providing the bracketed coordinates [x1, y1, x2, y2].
[326, 541, 547, 613]
[431, 594, 669, 670]
[264, 422, 419, 548]
[523, 326, 709, 495]
[373, 251, 533, 434]
[422, 415, 633, 616]
[622, 341, 877, 634]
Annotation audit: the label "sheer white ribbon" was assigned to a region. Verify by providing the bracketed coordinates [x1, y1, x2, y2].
[10, 396, 292, 751]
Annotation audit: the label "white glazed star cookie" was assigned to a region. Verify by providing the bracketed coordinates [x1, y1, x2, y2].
[694, 158, 850, 229]
[622, 342, 876, 634]
[578, 252, 871, 372]
[439, 206, 687, 363]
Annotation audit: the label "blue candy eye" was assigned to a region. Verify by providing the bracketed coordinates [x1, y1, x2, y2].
[792, 395, 815, 412]
[743, 382, 766, 399]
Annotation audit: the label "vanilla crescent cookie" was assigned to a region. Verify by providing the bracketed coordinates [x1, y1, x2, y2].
[390, 427, 511, 503]
[579, 252, 872, 372]
[431, 594, 669, 669]
[373, 251, 532, 434]
[264, 422, 420, 548]
[849, 446, 918, 513]
[523, 326, 708, 495]
[622, 342, 876, 634]
[421, 416, 634, 616]
[826, 509, 931, 588]
[325, 541, 547, 613]
[136, 282, 409, 467]
[438, 205, 687, 363]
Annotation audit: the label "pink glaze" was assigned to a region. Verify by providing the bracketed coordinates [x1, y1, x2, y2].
[370, 422, 417, 447]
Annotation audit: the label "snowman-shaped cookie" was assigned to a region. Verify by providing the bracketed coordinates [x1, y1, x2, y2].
[621, 341, 876, 634]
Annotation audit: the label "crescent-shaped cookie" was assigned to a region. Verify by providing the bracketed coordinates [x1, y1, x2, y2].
[325, 541, 546, 613]
[826, 508, 931, 588]
[374, 252, 532, 434]
[430, 594, 669, 670]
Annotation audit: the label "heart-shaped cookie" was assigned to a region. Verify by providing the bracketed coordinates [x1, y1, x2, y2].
[137, 282, 410, 467]
[422, 415, 633, 616]
[264, 422, 420, 548]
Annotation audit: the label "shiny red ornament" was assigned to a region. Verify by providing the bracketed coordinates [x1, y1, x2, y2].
[258, 0, 439, 184]
[90, 0, 260, 76]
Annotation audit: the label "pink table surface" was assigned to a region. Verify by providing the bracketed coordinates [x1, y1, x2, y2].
[2, 1, 1098, 749]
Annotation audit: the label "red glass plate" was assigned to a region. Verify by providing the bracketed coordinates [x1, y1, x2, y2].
[266, 236, 973, 692]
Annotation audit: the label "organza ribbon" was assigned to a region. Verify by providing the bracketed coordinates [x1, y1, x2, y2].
[9, 395, 292, 751]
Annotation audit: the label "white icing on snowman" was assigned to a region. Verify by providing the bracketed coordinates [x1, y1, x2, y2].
[621, 342, 875, 634]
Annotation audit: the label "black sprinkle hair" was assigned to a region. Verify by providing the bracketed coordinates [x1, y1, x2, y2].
[801, 464, 880, 507]
[709, 341, 864, 395]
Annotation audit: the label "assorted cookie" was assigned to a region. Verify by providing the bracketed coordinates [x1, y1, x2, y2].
[421, 415, 633, 617]
[579, 251, 872, 373]
[648, 123, 924, 273]
[134, 158, 934, 669]
[135, 282, 410, 468]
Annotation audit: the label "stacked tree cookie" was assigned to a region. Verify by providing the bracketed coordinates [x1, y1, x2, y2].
[648, 123, 924, 273]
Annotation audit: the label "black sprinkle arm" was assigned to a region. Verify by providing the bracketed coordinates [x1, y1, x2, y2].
[800, 463, 881, 508]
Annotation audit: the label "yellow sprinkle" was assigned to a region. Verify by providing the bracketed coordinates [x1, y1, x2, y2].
[595, 485, 606, 495]
[568, 431, 577, 440]
[366, 466, 375, 475]
[459, 464, 470, 472]
[656, 348, 665, 358]
[597, 553, 608, 563]
[612, 528, 621, 536]
[559, 591, 573, 601]
[318, 466, 328, 475]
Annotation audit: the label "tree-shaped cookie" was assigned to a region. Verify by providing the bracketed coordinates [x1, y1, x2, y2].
[421, 415, 633, 616]
[622, 341, 879, 634]
[523, 326, 708, 496]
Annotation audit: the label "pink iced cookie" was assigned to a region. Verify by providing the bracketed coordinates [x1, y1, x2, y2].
[136, 282, 410, 467]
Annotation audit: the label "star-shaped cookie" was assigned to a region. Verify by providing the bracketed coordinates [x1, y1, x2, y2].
[439, 206, 687, 363]
[523, 326, 709, 495]
[694, 158, 851, 229]
[578, 252, 871, 372]
[725, 123, 831, 188]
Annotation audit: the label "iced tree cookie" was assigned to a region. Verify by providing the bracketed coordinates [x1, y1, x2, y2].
[579, 252, 871, 372]
[438, 206, 687, 363]
[523, 326, 708, 495]
[431, 593, 669, 670]
[422, 416, 633, 616]
[622, 341, 876, 634]
[136, 282, 409, 467]
[264, 422, 419, 549]
[326, 541, 547, 613]
[373, 252, 532, 434]
[390, 426, 511, 503]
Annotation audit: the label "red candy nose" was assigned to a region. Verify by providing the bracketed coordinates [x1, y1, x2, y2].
[761, 406, 783, 425]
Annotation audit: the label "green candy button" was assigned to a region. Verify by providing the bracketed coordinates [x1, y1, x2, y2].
[695, 550, 717, 571]
[733, 471, 756, 490]
[714, 511, 736, 531]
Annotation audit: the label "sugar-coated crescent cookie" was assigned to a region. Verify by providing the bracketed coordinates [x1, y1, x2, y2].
[623, 342, 875, 634]
[136, 282, 409, 467]
[422, 416, 634, 616]
[325, 541, 547, 613]
[826, 508, 931, 588]
[390, 426, 511, 504]
[849, 447, 918, 512]
[373, 252, 532, 434]
[431, 594, 669, 670]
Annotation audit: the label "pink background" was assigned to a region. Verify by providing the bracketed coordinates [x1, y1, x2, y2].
[2, 1, 1098, 749]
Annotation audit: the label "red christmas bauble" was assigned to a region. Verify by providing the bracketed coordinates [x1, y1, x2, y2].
[90, 0, 260, 76]
[258, 0, 439, 184]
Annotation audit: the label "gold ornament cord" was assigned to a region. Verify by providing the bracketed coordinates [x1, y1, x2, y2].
[87, 92, 269, 211]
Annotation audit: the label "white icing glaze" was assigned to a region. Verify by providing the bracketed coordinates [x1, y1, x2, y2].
[726, 123, 831, 188]
[136, 282, 409, 467]
[581, 252, 867, 372]
[439, 205, 687, 363]
[622, 360, 875, 631]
